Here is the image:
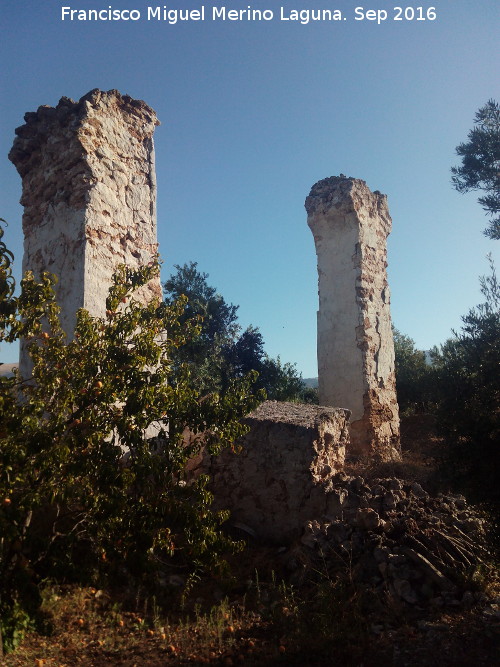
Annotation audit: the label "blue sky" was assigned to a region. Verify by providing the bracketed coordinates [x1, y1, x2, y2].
[1, 0, 498, 376]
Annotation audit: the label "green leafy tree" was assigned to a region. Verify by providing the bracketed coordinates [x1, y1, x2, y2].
[432, 257, 500, 506]
[164, 262, 309, 401]
[451, 99, 500, 239]
[0, 220, 16, 332]
[163, 261, 239, 372]
[0, 233, 261, 653]
[257, 355, 309, 402]
[393, 328, 434, 414]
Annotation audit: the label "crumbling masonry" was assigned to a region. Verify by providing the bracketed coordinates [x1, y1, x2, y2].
[8, 92, 401, 541]
[9, 89, 161, 374]
[205, 400, 351, 542]
[306, 176, 400, 461]
[7, 96, 494, 603]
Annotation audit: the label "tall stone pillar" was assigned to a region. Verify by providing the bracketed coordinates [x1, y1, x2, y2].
[9, 89, 161, 374]
[306, 176, 400, 461]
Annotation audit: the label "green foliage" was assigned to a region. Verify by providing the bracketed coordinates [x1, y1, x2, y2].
[451, 99, 500, 239]
[0, 229, 262, 652]
[0, 598, 33, 654]
[163, 261, 239, 376]
[432, 257, 500, 506]
[257, 355, 309, 402]
[393, 328, 434, 414]
[164, 262, 309, 402]
[0, 220, 17, 338]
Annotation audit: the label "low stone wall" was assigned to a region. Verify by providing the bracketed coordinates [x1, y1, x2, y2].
[208, 401, 351, 543]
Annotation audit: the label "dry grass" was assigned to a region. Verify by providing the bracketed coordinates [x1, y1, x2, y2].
[4, 572, 498, 667]
[345, 413, 445, 492]
[2, 581, 299, 667]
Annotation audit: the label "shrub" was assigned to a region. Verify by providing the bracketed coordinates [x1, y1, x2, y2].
[432, 258, 500, 508]
[393, 328, 435, 415]
[0, 225, 261, 652]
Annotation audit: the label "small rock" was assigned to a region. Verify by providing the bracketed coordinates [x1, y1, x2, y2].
[461, 591, 475, 607]
[383, 492, 396, 509]
[447, 493, 467, 510]
[483, 604, 500, 619]
[373, 547, 388, 563]
[393, 578, 418, 604]
[300, 532, 317, 549]
[410, 482, 428, 498]
[349, 477, 365, 492]
[356, 508, 383, 531]
[420, 583, 434, 599]
[430, 596, 444, 607]
[371, 623, 384, 634]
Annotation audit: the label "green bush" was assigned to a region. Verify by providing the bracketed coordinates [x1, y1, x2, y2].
[432, 258, 500, 507]
[393, 328, 435, 415]
[0, 225, 261, 652]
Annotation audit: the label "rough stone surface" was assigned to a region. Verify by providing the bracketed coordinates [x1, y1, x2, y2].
[306, 175, 400, 461]
[9, 89, 161, 375]
[289, 474, 490, 608]
[207, 401, 351, 543]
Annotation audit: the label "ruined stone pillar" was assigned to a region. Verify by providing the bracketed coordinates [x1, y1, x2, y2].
[9, 89, 161, 374]
[306, 176, 400, 461]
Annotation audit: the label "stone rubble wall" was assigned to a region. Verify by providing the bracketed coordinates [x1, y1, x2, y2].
[9, 89, 161, 361]
[306, 176, 400, 461]
[205, 401, 351, 543]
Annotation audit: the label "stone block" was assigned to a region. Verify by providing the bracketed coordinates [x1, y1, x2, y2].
[209, 400, 350, 543]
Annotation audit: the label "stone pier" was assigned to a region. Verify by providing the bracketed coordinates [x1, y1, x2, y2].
[9, 89, 161, 374]
[306, 176, 400, 461]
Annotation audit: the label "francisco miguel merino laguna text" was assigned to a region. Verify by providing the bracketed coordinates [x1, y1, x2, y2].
[61, 6, 348, 24]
